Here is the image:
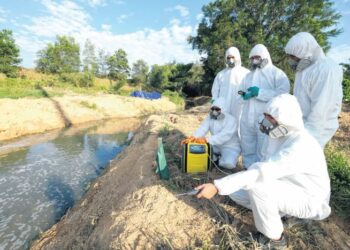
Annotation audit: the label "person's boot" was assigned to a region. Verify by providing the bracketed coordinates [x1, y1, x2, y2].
[252, 232, 287, 250]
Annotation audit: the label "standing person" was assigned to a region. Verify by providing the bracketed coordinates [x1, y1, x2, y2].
[192, 98, 241, 169]
[211, 47, 250, 118]
[195, 94, 331, 249]
[239, 44, 290, 168]
[285, 32, 343, 148]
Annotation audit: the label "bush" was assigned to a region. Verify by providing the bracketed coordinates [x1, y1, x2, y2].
[109, 80, 126, 93]
[343, 78, 350, 103]
[163, 90, 185, 107]
[325, 147, 350, 218]
[59, 72, 94, 87]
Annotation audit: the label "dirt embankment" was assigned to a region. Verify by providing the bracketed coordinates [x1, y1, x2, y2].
[0, 94, 177, 142]
[31, 104, 350, 249]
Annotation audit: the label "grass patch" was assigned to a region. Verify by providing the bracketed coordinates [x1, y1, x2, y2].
[80, 101, 97, 110]
[325, 146, 350, 218]
[162, 90, 185, 108]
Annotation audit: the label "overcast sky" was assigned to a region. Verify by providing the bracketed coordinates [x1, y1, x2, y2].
[0, 0, 349, 68]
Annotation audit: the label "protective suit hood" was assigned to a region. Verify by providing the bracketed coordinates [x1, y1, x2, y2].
[225, 47, 242, 66]
[249, 44, 272, 66]
[265, 94, 304, 131]
[285, 32, 325, 62]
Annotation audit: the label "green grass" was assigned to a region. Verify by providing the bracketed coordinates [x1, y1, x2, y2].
[162, 90, 185, 108]
[79, 101, 97, 110]
[325, 146, 350, 218]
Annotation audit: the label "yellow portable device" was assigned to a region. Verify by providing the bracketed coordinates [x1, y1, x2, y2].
[181, 142, 212, 173]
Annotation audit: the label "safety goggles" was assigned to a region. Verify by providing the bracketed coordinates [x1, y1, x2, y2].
[210, 107, 221, 112]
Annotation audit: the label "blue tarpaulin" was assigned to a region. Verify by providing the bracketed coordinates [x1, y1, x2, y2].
[130, 91, 161, 100]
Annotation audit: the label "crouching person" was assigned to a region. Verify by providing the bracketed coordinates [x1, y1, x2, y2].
[195, 94, 331, 249]
[193, 97, 241, 169]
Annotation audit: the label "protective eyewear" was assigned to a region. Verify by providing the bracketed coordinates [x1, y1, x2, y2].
[211, 107, 221, 112]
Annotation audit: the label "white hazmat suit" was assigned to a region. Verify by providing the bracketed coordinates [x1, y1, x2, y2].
[211, 47, 250, 118]
[214, 94, 331, 240]
[194, 98, 241, 169]
[285, 32, 343, 148]
[240, 44, 290, 168]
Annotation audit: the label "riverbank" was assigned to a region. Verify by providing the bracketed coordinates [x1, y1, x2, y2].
[0, 93, 177, 142]
[30, 103, 350, 249]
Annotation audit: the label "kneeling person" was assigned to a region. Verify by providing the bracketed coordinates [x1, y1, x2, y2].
[196, 94, 331, 248]
[193, 98, 240, 169]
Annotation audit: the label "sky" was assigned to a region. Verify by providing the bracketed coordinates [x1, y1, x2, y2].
[0, 0, 349, 68]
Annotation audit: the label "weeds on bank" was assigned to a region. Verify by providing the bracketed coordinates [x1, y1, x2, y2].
[80, 101, 97, 110]
[325, 145, 350, 219]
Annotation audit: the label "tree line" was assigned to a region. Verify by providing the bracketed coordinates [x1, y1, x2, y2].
[0, 30, 205, 96]
[0, 0, 349, 98]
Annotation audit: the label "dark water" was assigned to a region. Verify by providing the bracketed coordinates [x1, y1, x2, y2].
[0, 122, 136, 250]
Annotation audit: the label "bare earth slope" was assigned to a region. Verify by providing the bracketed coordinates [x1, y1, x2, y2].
[0, 94, 176, 141]
[31, 103, 350, 249]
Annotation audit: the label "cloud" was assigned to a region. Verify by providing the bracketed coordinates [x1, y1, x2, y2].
[86, 0, 106, 7]
[0, 6, 8, 22]
[166, 5, 189, 18]
[196, 13, 204, 21]
[328, 44, 350, 64]
[23, 0, 91, 38]
[17, 0, 200, 68]
[117, 13, 133, 23]
[101, 24, 111, 30]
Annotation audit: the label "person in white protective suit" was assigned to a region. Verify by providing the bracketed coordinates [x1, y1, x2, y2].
[193, 98, 241, 169]
[195, 94, 331, 249]
[211, 47, 250, 118]
[285, 32, 343, 148]
[239, 44, 290, 168]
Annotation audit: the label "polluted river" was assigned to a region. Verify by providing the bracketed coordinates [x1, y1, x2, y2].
[0, 118, 141, 250]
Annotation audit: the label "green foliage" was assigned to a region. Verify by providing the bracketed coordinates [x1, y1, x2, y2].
[0, 29, 21, 77]
[162, 90, 185, 107]
[189, 0, 342, 94]
[36, 35, 80, 74]
[148, 63, 204, 96]
[97, 49, 108, 78]
[80, 101, 97, 109]
[148, 64, 172, 89]
[82, 39, 98, 74]
[325, 147, 350, 218]
[130, 59, 149, 86]
[59, 72, 94, 88]
[109, 80, 126, 93]
[106, 49, 129, 85]
[341, 61, 350, 102]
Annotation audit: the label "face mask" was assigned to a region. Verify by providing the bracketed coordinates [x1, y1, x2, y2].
[259, 118, 288, 139]
[296, 58, 312, 71]
[288, 58, 312, 72]
[210, 110, 225, 120]
[226, 58, 235, 68]
[251, 58, 268, 70]
[288, 58, 298, 71]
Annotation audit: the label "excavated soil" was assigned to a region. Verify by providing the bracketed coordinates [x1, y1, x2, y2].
[30, 102, 350, 249]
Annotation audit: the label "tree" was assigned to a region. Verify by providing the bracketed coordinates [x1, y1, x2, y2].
[97, 49, 108, 77]
[36, 35, 80, 74]
[183, 63, 205, 96]
[82, 39, 98, 74]
[131, 59, 149, 86]
[0, 29, 21, 77]
[106, 49, 129, 89]
[189, 0, 342, 94]
[341, 60, 350, 102]
[148, 64, 172, 89]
